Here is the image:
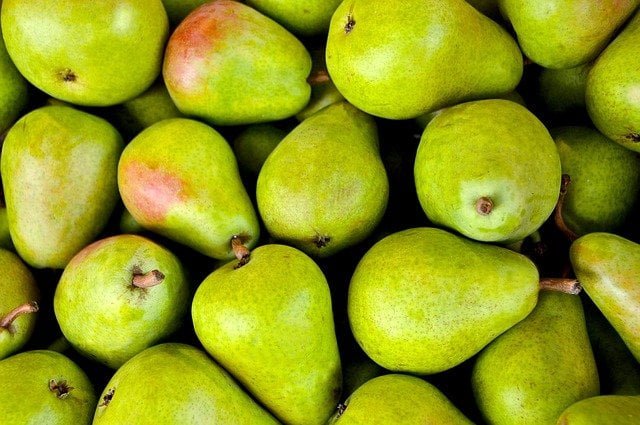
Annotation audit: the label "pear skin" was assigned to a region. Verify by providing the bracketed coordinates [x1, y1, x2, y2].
[557, 395, 640, 424]
[233, 124, 286, 175]
[192, 244, 341, 425]
[472, 291, 599, 424]
[570, 233, 640, 362]
[1, 105, 124, 269]
[538, 64, 591, 115]
[0, 33, 28, 134]
[118, 118, 260, 260]
[246, 0, 343, 36]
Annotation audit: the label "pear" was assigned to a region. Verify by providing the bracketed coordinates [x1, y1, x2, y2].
[586, 10, 640, 152]
[0, 249, 39, 360]
[162, 0, 209, 26]
[348, 227, 581, 374]
[472, 291, 599, 424]
[1, 0, 168, 106]
[119, 209, 144, 234]
[570, 233, 640, 362]
[233, 124, 287, 175]
[553, 127, 640, 236]
[538, 64, 591, 115]
[415, 99, 561, 243]
[54, 235, 189, 369]
[326, 0, 522, 120]
[0, 350, 96, 424]
[557, 395, 640, 424]
[1, 105, 124, 269]
[499, 0, 639, 69]
[118, 118, 260, 260]
[342, 355, 385, 397]
[192, 244, 341, 425]
[257, 102, 388, 257]
[246, 0, 343, 35]
[0, 31, 28, 134]
[163, 0, 311, 126]
[296, 47, 345, 121]
[328, 374, 473, 424]
[93, 343, 278, 424]
[0, 205, 12, 250]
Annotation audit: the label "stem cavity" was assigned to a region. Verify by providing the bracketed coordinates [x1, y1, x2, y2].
[49, 379, 73, 399]
[231, 235, 251, 268]
[476, 197, 494, 215]
[539, 278, 582, 295]
[0, 301, 39, 333]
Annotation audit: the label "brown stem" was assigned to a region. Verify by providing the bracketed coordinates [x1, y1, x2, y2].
[476, 197, 494, 215]
[554, 174, 578, 241]
[132, 269, 164, 288]
[231, 235, 251, 267]
[0, 301, 39, 332]
[307, 69, 330, 86]
[539, 278, 582, 295]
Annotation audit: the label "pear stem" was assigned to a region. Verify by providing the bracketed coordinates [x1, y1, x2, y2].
[539, 278, 582, 295]
[554, 174, 578, 241]
[0, 301, 39, 332]
[307, 69, 330, 86]
[132, 270, 165, 288]
[476, 197, 494, 215]
[231, 235, 251, 267]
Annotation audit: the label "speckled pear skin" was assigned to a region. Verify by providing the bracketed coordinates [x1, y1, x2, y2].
[192, 244, 341, 425]
[246, 0, 343, 35]
[472, 291, 599, 425]
[1, 0, 168, 106]
[0, 34, 28, 134]
[326, 0, 522, 120]
[538, 64, 591, 114]
[0, 350, 96, 425]
[233, 124, 287, 175]
[557, 395, 640, 424]
[1, 105, 124, 269]
[257, 102, 388, 257]
[553, 127, 640, 236]
[328, 374, 473, 424]
[586, 11, 640, 152]
[570, 233, 640, 362]
[163, 0, 312, 126]
[0, 249, 39, 360]
[54, 235, 190, 369]
[415, 99, 561, 243]
[499, 0, 639, 69]
[118, 118, 260, 260]
[93, 343, 279, 425]
[348, 227, 540, 374]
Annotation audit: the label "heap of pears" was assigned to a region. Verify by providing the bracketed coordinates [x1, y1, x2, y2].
[1, 0, 640, 424]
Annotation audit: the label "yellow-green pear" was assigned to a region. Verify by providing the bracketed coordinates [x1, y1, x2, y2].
[557, 395, 640, 424]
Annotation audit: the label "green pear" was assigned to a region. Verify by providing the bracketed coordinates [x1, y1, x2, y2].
[246, 0, 343, 35]
[257, 102, 388, 257]
[415, 99, 561, 243]
[499, 0, 639, 69]
[328, 374, 473, 424]
[326, 0, 522, 119]
[348, 227, 581, 374]
[93, 343, 278, 424]
[233, 124, 287, 175]
[1, 0, 168, 106]
[586, 10, 640, 152]
[296, 47, 345, 121]
[0, 31, 28, 134]
[0, 249, 39, 360]
[472, 291, 599, 424]
[162, 0, 209, 26]
[0, 350, 96, 424]
[553, 127, 640, 236]
[538, 64, 591, 115]
[557, 395, 640, 424]
[587, 305, 640, 395]
[118, 118, 260, 260]
[163, 1, 311, 126]
[0, 205, 12, 250]
[1, 105, 124, 269]
[570, 233, 640, 362]
[54, 235, 189, 369]
[119, 209, 144, 234]
[192, 244, 341, 425]
[342, 355, 385, 397]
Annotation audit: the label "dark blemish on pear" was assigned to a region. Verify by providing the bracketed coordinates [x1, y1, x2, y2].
[625, 132, 640, 143]
[49, 379, 74, 399]
[345, 5, 356, 34]
[99, 388, 115, 407]
[336, 402, 347, 418]
[475, 197, 493, 215]
[313, 234, 331, 248]
[58, 69, 77, 82]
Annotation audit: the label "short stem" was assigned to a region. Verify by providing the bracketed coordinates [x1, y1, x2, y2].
[0, 301, 39, 331]
[132, 270, 164, 288]
[307, 69, 330, 86]
[539, 278, 582, 295]
[231, 235, 251, 267]
[554, 174, 578, 241]
[476, 197, 494, 215]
